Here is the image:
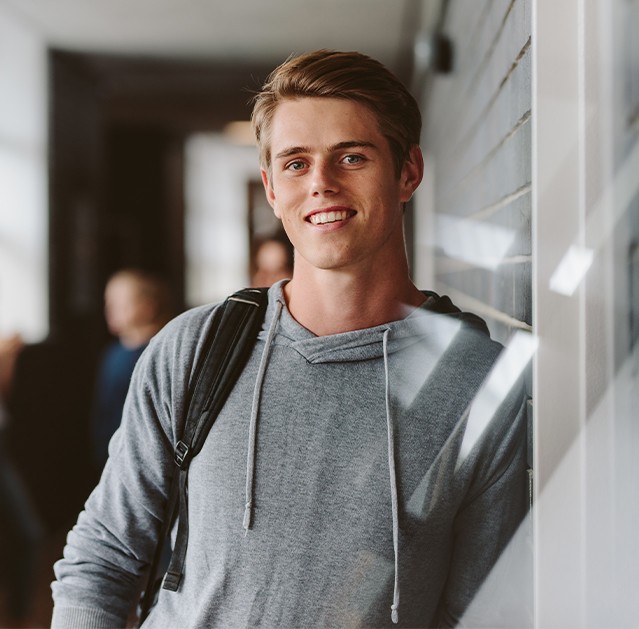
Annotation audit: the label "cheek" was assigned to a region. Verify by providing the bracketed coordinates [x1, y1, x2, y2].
[270, 186, 299, 220]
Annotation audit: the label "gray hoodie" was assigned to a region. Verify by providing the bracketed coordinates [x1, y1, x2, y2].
[51, 281, 528, 628]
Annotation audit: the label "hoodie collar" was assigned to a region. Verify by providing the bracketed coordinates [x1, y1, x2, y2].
[259, 280, 478, 364]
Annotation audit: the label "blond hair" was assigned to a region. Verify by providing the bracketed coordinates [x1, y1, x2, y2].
[251, 49, 422, 179]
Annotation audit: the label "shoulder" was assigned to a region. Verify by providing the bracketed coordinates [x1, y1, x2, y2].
[137, 302, 223, 381]
[139, 287, 271, 381]
[419, 289, 502, 367]
[421, 290, 492, 338]
[155, 302, 221, 345]
[116, 302, 224, 440]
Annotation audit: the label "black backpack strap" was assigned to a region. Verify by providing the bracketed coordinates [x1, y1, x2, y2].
[139, 287, 269, 622]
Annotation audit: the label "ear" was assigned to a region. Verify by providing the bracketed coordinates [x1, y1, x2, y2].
[261, 168, 281, 219]
[399, 145, 424, 203]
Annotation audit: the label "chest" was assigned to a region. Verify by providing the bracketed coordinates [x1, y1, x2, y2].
[186, 343, 475, 537]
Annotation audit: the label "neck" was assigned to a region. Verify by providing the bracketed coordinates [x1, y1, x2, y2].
[119, 324, 160, 349]
[283, 263, 425, 336]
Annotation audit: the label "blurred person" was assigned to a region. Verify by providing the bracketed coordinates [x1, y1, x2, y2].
[91, 269, 173, 471]
[52, 50, 527, 628]
[0, 334, 44, 627]
[0, 334, 22, 401]
[251, 231, 294, 287]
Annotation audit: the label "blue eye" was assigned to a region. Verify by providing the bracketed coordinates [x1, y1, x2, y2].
[286, 160, 306, 171]
[343, 154, 363, 165]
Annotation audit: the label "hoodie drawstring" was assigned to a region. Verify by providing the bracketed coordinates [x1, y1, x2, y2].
[242, 310, 400, 623]
[243, 299, 283, 533]
[383, 328, 400, 624]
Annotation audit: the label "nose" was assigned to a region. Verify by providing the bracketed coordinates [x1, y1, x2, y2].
[310, 160, 339, 196]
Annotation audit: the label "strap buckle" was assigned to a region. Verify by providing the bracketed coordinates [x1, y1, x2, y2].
[174, 440, 189, 468]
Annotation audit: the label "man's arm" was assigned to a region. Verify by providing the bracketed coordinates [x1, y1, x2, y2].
[50, 308, 207, 628]
[437, 382, 530, 627]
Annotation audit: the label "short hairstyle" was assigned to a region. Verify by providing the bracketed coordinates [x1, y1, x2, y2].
[107, 268, 173, 324]
[251, 49, 422, 178]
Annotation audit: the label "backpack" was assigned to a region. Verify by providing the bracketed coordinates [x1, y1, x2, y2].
[138, 287, 269, 623]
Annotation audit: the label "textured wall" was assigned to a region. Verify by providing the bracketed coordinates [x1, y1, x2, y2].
[610, 0, 639, 365]
[415, 0, 531, 345]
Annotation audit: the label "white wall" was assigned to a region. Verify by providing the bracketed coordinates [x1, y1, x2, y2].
[0, 3, 48, 341]
[415, 0, 532, 346]
[184, 134, 262, 306]
[533, 0, 639, 625]
[416, 0, 639, 625]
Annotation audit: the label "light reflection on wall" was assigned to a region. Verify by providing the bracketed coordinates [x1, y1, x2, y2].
[0, 6, 48, 341]
[470, 0, 639, 625]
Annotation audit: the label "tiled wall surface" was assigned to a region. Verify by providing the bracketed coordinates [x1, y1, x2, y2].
[416, 0, 531, 345]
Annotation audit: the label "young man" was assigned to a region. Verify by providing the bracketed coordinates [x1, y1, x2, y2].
[51, 50, 527, 628]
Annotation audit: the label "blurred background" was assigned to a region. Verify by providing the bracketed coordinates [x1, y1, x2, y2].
[0, 0, 637, 626]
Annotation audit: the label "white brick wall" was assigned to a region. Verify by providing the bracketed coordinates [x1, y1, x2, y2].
[414, 0, 532, 344]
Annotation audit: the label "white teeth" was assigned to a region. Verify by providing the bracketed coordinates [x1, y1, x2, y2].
[310, 210, 350, 225]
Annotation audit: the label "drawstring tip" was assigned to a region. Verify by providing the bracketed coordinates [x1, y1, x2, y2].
[242, 504, 252, 532]
[391, 608, 399, 624]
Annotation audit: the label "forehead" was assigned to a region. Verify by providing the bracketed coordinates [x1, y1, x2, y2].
[268, 97, 384, 152]
[106, 276, 139, 297]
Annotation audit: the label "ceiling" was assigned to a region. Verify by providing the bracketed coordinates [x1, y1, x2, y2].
[8, 0, 442, 73]
[7, 0, 444, 132]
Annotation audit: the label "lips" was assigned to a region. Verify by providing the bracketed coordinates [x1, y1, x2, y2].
[306, 207, 356, 225]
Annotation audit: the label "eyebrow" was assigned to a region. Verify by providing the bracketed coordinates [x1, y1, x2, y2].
[273, 140, 378, 161]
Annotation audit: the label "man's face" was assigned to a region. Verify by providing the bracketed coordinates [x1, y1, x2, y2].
[104, 279, 152, 338]
[261, 97, 422, 275]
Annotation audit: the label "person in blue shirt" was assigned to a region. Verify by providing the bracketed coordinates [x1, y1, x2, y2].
[91, 269, 173, 471]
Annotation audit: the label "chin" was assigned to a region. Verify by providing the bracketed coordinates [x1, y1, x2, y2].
[304, 251, 356, 270]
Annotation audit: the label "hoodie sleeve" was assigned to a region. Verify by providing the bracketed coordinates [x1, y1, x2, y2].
[50, 306, 213, 628]
[436, 379, 530, 627]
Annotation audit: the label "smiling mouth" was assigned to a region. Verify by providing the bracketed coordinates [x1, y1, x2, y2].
[307, 209, 356, 225]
